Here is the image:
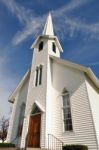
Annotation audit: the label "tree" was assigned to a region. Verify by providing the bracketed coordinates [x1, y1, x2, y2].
[0, 116, 9, 143]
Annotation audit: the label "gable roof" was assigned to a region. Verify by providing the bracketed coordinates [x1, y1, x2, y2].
[8, 56, 99, 103]
[8, 69, 31, 103]
[32, 101, 45, 113]
[50, 55, 99, 89]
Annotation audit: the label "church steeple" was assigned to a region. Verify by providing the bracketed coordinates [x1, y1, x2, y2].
[31, 13, 63, 53]
[42, 13, 54, 36]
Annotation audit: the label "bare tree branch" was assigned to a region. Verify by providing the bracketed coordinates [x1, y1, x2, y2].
[0, 116, 9, 143]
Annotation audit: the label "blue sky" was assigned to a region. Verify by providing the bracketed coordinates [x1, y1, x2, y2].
[0, 0, 99, 117]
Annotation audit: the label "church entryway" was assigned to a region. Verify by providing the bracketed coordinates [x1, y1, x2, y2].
[28, 114, 41, 148]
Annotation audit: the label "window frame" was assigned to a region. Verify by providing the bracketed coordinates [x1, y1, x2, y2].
[39, 41, 43, 51]
[35, 67, 39, 87]
[39, 65, 43, 85]
[34, 65, 43, 87]
[17, 103, 25, 137]
[52, 42, 56, 53]
[62, 90, 73, 132]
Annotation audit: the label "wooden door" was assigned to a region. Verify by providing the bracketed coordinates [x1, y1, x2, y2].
[28, 114, 41, 147]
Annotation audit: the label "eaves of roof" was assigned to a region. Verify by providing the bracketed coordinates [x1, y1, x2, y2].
[50, 55, 99, 90]
[8, 69, 31, 103]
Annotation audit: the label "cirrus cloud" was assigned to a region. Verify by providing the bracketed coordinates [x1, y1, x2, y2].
[2, 0, 98, 46]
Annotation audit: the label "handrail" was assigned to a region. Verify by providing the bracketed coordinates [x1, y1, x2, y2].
[48, 134, 63, 150]
[48, 134, 63, 143]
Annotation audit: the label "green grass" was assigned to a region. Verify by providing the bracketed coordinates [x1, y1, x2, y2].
[0, 143, 15, 148]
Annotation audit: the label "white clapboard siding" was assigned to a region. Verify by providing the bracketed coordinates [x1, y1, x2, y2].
[85, 76, 99, 149]
[21, 39, 49, 148]
[46, 60, 98, 150]
[7, 76, 30, 146]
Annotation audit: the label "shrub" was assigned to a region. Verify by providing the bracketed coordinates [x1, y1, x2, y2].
[63, 144, 88, 150]
[0, 143, 15, 147]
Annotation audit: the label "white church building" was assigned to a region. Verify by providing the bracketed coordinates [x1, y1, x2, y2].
[7, 14, 99, 150]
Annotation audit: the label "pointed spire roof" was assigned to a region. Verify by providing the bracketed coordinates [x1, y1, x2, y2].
[42, 13, 54, 36]
[31, 12, 63, 52]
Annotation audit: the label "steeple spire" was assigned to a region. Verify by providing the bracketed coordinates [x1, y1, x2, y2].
[31, 12, 63, 52]
[42, 13, 54, 36]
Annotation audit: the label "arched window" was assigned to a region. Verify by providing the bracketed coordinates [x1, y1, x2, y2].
[35, 65, 43, 87]
[17, 103, 25, 137]
[52, 42, 56, 53]
[62, 88, 73, 131]
[39, 41, 43, 51]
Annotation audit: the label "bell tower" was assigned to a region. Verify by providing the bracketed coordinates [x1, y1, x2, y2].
[21, 13, 63, 148]
[31, 13, 63, 58]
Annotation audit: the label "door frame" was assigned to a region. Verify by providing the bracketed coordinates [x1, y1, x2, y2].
[27, 112, 42, 148]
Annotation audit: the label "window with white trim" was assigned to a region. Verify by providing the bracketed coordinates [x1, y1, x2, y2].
[35, 67, 39, 86]
[39, 65, 43, 85]
[62, 89, 73, 131]
[17, 103, 25, 137]
[35, 65, 43, 87]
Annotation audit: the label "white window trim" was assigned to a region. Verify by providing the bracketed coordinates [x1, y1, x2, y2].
[34, 64, 43, 87]
[62, 91, 74, 133]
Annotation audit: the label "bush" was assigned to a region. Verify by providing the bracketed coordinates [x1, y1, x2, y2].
[0, 143, 15, 147]
[63, 145, 88, 150]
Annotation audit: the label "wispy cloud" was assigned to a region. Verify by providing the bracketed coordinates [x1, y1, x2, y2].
[12, 16, 46, 45]
[55, 17, 99, 40]
[0, 0, 45, 45]
[1, 0, 99, 45]
[52, 0, 89, 17]
[86, 62, 99, 66]
[51, 0, 99, 40]
[12, 0, 92, 45]
[1, 0, 34, 24]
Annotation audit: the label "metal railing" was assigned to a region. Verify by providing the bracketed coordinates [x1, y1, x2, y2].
[48, 134, 63, 150]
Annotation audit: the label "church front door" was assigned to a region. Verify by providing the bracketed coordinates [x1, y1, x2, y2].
[28, 114, 41, 148]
